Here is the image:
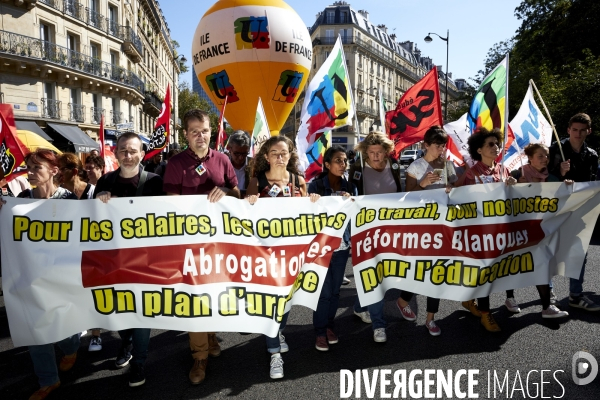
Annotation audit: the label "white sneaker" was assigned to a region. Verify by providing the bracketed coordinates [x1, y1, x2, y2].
[354, 310, 372, 324]
[88, 336, 102, 352]
[373, 328, 387, 343]
[269, 353, 284, 379]
[279, 333, 289, 353]
[542, 305, 569, 319]
[505, 297, 521, 313]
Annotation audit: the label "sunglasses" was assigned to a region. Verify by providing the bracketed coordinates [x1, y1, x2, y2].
[232, 151, 249, 157]
[487, 142, 499, 148]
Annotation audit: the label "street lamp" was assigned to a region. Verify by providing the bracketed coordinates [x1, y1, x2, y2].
[367, 86, 380, 131]
[172, 54, 187, 148]
[424, 30, 449, 122]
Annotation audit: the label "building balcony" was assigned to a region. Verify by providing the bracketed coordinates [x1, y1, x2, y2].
[90, 107, 104, 125]
[68, 103, 85, 122]
[121, 26, 143, 63]
[356, 83, 364, 92]
[41, 98, 61, 119]
[143, 91, 163, 117]
[39, 0, 63, 11]
[356, 103, 376, 117]
[0, 30, 145, 98]
[63, 0, 86, 23]
[86, 8, 107, 32]
[110, 110, 123, 125]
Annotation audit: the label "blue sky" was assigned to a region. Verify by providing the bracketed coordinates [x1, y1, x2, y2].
[162, 0, 523, 86]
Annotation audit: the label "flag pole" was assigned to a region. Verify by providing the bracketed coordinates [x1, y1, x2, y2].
[529, 79, 565, 162]
[500, 53, 510, 182]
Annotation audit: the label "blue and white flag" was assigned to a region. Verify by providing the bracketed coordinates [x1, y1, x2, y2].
[503, 83, 552, 172]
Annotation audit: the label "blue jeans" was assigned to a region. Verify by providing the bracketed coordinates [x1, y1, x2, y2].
[29, 333, 80, 387]
[569, 253, 587, 296]
[354, 298, 386, 330]
[265, 312, 289, 353]
[313, 249, 349, 336]
[118, 328, 151, 366]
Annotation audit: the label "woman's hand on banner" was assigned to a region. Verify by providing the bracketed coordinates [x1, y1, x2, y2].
[96, 191, 113, 203]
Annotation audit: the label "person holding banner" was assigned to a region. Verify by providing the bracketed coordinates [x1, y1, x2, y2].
[349, 131, 402, 343]
[94, 132, 164, 387]
[460, 128, 517, 332]
[246, 135, 319, 379]
[5, 149, 81, 400]
[163, 109, 239, 385]
[308, 145, 357, 351]
[548, 113, 600, 312]
[401, 126, 458, 336]
[504, 143, 570, 318]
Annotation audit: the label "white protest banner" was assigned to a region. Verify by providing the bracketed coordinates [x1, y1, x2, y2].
[503, 83, 553, 171]
[352, 182, 600, 307]
[0, 196, 353, 346]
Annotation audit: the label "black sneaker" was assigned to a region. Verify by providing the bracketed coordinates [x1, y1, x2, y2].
[115, 345, 133, 368]
[129, 363, 145, 387]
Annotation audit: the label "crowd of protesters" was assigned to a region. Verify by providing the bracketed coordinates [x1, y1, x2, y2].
[0, 110, 598, 400]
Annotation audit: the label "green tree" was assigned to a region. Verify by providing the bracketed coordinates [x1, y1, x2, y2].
[172, 40, 189, 74]
[471, 0, 600, 150]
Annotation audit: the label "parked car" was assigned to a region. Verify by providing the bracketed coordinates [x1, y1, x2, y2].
[400, 149, 423, 165]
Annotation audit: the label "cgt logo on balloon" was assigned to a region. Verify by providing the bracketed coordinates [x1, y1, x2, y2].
[234, 16, 270, 50]
[273, 70, 304, 103]
[205, 70, 240, 104]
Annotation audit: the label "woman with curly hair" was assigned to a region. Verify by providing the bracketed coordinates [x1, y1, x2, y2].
[348, 131, 402, 344]
[459, 127, 516, 333]
[246, 135, 309, 198]
[246, 135, 319, 380]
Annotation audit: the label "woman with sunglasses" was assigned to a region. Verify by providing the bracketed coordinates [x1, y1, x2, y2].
[246, 136, 319, 380]
[398, 126, 458, 336]
[459, 128, 516, 332]
[308, 146, 357, 351]
[59, 153, 95, 200]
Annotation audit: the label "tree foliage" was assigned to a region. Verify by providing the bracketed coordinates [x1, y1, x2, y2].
[473, 0, 600, 149]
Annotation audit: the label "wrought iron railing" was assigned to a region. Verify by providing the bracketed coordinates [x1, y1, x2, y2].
[356, 83, 364, 91]
[108, 19, 119, 38]
[87, 8, 107, 32]
[63, 0, 86, 22]
[41, 98, 61, 119]
[91, 107, 104, 124]
[110, 110, 123, 125]
[121, 26, 143, 55]
[68, 103, 85, 122]
[40, 0, 62, 11]
[0, 30, 145, 95]
[144, 91, 163, 110]
[356, 103, 376, 116]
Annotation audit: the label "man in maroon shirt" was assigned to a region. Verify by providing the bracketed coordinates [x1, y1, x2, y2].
[163, 109, 240, 385]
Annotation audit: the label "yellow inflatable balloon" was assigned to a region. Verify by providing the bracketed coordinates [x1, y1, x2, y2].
[192, 0, 312, 135]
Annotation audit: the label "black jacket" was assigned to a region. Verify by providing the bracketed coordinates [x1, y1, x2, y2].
[549, 138, 598, 182]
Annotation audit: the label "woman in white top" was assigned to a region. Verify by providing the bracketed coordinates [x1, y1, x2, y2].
[399, 126, 458, 336]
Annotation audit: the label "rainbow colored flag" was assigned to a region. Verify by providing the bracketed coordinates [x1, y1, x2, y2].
[304, 130, 331, 182]
[296, 36, 354, 171]
[467, 56, 508, 133]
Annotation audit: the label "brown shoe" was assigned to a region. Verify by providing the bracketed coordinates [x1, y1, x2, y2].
[481, 313, 501, 332]
[189, 358, 207, 385]
[58, 352, 77, 372]
[462, 300, 482, 318]
[208, 333, 221, 358]
[326, 329, 338, 344]
[29, 381, 60, 400]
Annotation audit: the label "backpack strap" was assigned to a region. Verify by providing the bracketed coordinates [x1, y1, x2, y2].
[136, 170, 148, 197]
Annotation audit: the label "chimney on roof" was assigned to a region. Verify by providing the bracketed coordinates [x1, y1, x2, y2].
[390, 33, 396, 41]
[377, 24, 387, 33]
[447, 72, 452, 79]
[357, 9, 369, 20]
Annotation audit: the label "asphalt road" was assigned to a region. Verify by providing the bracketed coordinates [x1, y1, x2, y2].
[1, 175, 598, 400]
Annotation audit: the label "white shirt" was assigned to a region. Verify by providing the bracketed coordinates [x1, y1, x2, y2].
[406, 157, 457, 189]
[233, 160, 247, 190]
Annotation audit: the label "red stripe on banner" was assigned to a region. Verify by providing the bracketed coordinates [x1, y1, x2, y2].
[81, 234, 341, 288]
[352, 220, 545, 264]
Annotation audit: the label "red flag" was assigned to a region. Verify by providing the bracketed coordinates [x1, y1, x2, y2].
[0, 105, 29, 182]
[144, 83, 171, 160]
[103, 144, 119, 172]
[215, 95, 228, 152]
[386, 67, 443, 158]
[446, 136, 465, 167]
